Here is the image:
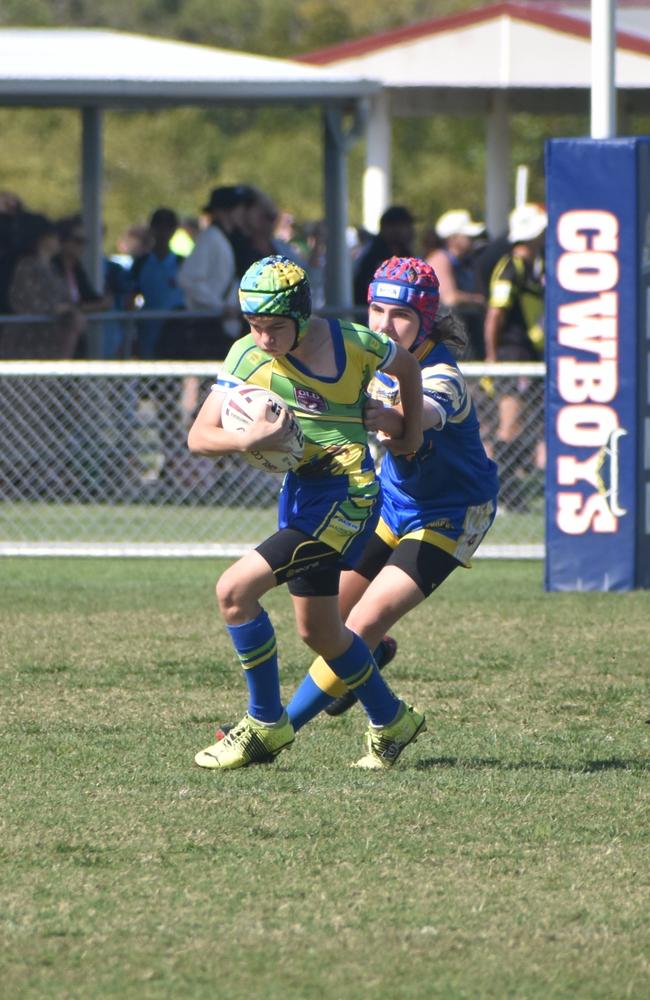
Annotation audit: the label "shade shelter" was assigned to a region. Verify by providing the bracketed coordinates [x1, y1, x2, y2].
[0, 28, 381, 306]
[301, 1, 650, 235]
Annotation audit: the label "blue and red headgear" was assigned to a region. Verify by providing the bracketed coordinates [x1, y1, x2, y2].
[368, 256, 440, 350]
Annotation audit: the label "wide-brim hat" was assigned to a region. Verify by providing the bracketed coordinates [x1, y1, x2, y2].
[435, 209, 485, 239]
[508, 203, 548, 243]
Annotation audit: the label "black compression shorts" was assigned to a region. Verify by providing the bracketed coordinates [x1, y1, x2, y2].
[352, 531, 460, 597]
[256, 528, 342, 597]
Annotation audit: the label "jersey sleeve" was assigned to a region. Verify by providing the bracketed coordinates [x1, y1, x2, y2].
[421, 363, 471, 428]
[210, 336, 254, 393]
[488, 255, 520, 310]
[367, 370, 399, 406]
[349, 323, 397, 373]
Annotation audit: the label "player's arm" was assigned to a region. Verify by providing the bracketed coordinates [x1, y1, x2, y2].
[187, 389, 294, 457]
[484, 259, 515, 362]
[187, 389, 243, 456]
[483, 305, 506, 363]
[380, 344, 423, 455]
[429, 249, 484, 309]
[364, 385, 443, 440]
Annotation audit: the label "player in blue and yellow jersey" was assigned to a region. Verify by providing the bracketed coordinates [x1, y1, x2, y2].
[188, 255, 426, 770]
[285, 256, 499, 730]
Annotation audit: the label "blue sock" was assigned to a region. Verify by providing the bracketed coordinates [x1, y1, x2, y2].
[326, 633, 400, 727]
[288, 638, 393, 731]
[227, 609, 283, 724]
[288, 673, 335, 731]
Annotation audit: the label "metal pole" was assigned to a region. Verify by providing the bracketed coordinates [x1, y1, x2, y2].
[515, 164, 529, 207]
[323, 108, 349, 310]
[485, 91, 510, 237]
[363, 92, 391, 234]
[591, 0, 616, 138]
[81, 107, 104, 359]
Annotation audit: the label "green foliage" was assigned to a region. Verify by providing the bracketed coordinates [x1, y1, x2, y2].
[0, 0, 53, 25]
[0, 0, 483, 50]
[99, 105, 326, 246]
[0, 108, 81, 218]
[2, 98, 586, 253]
[1, 558, 649, 998]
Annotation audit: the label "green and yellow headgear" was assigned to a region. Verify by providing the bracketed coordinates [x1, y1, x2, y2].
[239, 255, 312, 347]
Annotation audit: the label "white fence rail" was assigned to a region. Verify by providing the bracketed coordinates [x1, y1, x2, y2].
[0, 361, 545, 558]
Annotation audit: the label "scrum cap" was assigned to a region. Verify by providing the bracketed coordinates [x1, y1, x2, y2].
[239, 255, 311, 343]
[368, 256, 440, 348]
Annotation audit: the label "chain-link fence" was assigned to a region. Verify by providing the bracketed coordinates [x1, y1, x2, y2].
[0, 360, 545, 557]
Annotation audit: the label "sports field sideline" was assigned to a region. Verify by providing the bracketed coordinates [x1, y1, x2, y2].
[1, 558, 648, 999]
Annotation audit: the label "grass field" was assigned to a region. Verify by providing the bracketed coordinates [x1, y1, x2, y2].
[1, 558, 648, 1000]
[0, 501, 543, 547]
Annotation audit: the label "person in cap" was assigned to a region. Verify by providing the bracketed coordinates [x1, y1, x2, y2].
[430, 208, 486, 307]
[177, 185, 247, 358]
[427, 208, 487, 359]
[188, 254, 426, 771]
[353, 204, 415, 306]
[285, 256, 499, 723]
[483, 202, 547, 511]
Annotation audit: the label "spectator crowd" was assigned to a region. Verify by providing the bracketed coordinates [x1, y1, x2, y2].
[0, 184, 325, 361]
[0, 184, 546, 367]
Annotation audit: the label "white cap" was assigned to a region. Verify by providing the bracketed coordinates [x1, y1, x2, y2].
[508, 203, 547, 243]
[435, 209, 485, 239]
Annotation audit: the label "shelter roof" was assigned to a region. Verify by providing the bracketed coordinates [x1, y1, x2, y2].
[300, 1, 650, 112]
[0, 28, 380, 107]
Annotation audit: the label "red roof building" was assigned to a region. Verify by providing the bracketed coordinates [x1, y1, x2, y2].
[301, 2, 650, 233]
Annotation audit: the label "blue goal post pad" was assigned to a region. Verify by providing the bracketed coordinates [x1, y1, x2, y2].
[545, 137, 650, 591]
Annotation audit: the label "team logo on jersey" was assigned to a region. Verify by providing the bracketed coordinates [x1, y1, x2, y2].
[294, 387, 328, 412]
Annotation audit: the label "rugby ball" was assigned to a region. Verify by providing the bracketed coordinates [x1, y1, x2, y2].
[221, 384, 304, 474]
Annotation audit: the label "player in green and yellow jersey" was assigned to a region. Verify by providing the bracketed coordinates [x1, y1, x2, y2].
[188, 255, 426, 770]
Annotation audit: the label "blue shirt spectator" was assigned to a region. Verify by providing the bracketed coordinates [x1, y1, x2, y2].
[129, 208, 185, 359]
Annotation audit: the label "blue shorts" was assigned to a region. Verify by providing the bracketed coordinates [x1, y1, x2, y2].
[379, 492, 497, 567]
[278, 471, 381, 571]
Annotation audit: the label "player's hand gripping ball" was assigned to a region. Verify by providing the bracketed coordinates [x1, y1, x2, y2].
[221, 384, 304, 474]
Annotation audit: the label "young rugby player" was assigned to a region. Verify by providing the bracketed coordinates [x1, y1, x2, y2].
[285, 256, 499, 725]
[188, 255, 426, 770]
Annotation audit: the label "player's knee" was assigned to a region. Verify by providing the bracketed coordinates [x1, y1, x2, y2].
[298, 620, 348, 659]
[294, 617, 317, 648]
[345, 611, 382, 651]
[216, 570, 245, 619]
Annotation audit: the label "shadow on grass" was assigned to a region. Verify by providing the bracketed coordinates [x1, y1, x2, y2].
[415, 756, 650, 773]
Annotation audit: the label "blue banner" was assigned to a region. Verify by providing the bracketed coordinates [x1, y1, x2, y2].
[636, 140, 650, 587]
[545, 139, 649, 591]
